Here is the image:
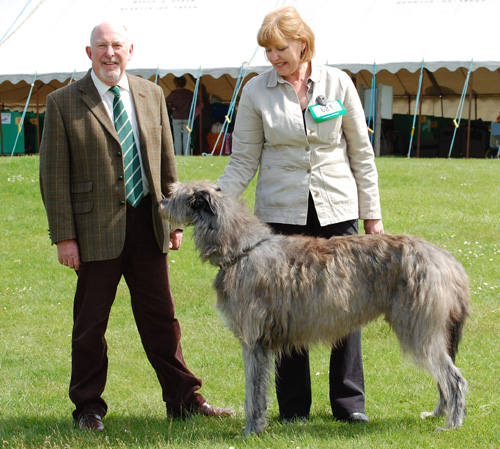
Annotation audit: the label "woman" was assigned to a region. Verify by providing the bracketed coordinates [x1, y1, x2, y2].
[217, 6, 384, 423]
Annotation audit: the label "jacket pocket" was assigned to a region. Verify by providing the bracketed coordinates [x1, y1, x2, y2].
[257, 165, 297, 209]
[71, 181, 93, 194]
[318, 116, 342, 144]
[71, 181, 93, 214]
[73, 201, 93, 214]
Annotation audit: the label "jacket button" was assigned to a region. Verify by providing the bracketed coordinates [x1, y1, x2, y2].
[117, 151, 122, 156]
[118, 175, 124, 180]
[120, 200, 126, 205]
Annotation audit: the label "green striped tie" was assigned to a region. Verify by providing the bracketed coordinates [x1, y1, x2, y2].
[109, 86, 144, 207]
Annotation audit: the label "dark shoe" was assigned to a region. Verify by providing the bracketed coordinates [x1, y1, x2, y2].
[339, 412, 370, 423]
[78, 413, 105, 431]
[197, 401, 235, 417]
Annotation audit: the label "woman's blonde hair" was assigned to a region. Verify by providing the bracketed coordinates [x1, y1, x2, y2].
[257, 6, 315, 63]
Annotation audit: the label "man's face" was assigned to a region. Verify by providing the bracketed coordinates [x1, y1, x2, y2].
[86, 23, 133, 86]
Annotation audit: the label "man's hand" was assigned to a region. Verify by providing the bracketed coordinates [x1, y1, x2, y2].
[169, 230, 183, 250]
[57, 239, 81, 271]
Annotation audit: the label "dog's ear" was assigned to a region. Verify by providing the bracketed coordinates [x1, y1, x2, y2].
[190, 190, 216, 216]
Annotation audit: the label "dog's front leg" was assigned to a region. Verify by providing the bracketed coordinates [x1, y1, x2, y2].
[242, 343, 272, 434]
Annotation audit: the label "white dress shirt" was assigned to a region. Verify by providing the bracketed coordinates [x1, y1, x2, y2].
[91, 70, 150, 195]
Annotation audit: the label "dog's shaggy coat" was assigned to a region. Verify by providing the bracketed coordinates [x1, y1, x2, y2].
[159, 180, 469, 434]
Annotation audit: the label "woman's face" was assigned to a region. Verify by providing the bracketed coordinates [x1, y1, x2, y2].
[265, 39, 305, 79]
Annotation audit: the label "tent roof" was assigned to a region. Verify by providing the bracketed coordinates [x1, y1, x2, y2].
[1, 0, 500, 101]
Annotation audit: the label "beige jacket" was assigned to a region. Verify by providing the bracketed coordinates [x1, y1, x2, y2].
[217, 63, 382, 226]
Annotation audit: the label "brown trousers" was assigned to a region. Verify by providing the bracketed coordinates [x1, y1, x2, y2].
[69, 195, 205, 419]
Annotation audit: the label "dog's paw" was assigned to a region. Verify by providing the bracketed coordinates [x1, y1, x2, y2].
[420, 411, 435, 420]
[244, 422, 266, 434]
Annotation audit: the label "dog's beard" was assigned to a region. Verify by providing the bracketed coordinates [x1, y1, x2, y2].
[158, 201, 186, 230]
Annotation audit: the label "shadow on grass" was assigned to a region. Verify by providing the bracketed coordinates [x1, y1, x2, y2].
[0, 414, 243, 447]
[0, 411, 441, 447]
[268, 411, 439, 434]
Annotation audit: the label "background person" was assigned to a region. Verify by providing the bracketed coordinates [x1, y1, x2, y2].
[39, 22, 234, 432]
[166, 76, 194, 155]
[217, 6, 384, 424]
[193, 84, 213, 155]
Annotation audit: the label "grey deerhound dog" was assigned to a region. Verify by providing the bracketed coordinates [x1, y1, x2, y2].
[158, 180, 469, 434]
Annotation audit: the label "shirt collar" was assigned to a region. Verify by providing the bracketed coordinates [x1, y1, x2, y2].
[267, 60, 321, 87]
[309, 61, 321, 83]
[90, 70, 131, 97]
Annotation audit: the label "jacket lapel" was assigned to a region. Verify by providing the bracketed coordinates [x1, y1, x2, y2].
[79, 71, 119, 143]
[127, 74, 155, 186]
[128, 75, 149, 145]
[128, 75, 151, 162]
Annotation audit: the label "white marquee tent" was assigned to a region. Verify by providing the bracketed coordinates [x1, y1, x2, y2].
[1, 0, 500, 153]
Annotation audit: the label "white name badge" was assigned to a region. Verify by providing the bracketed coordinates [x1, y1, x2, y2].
[308, 100, 346, 123]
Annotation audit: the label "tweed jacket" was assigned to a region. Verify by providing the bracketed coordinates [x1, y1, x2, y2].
[217, 63, 382, 226]
[40, 70, 177, 262]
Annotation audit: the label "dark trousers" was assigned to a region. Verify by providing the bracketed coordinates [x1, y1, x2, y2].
[268, 195, 365, 420]
[69, 195, 205, 419]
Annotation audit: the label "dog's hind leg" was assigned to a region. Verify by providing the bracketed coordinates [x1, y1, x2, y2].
[242, 343, 272, 434]
[420, 351, 467, 431]
[420, 384, 447, 420]
[440, 361, 467, 430]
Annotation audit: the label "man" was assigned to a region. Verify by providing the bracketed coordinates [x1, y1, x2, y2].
[39, 22, 234, 432]
[166, 76, 193, 155]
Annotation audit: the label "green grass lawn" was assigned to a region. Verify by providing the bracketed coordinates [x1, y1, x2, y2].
[0, 155, 499, 448]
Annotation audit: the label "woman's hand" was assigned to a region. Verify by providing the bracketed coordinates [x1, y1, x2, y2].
[364, 219, 384, 235]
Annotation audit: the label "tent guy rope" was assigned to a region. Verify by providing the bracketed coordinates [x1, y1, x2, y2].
[10, 72, 37, 157]
[407, 60, 425, 158]
[448, 59, 473, 158]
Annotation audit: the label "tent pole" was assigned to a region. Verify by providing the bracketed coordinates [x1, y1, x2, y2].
[196, 77, 203, 155]
[407, 60, 424, 158]
[366, 63, 376, 148]
[466, 71, 473, 158]
[0, 88, 4, 156]
[36, 81, 41, 153]
[374, 84, 382, 157]
[11, 72, 37, 157]
[417, 97, 422, 158]
[186, 68, 202, 156]
[448, 60, 473, 158]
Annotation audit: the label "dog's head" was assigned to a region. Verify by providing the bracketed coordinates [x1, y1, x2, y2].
[158, 180, 273, 267]
[158, 180, 221, 229]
